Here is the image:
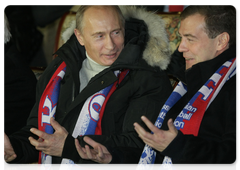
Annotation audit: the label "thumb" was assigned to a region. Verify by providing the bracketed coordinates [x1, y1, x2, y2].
[50, 117, 61, 131]
[167, 119, 177, 132]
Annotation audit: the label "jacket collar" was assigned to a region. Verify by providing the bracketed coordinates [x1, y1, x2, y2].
[61, 6, 171, 70]
[184, 45, 236, 95]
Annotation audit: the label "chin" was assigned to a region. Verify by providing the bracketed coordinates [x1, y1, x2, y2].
[101, 60, 114, 66]
[106, 58, 118, 66]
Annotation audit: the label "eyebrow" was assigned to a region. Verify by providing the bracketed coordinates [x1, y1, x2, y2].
[184, 34, 198, 39]
[178, 31, 198, 39]
[91, 28, 122, 37]
[91, 32, 104, 37]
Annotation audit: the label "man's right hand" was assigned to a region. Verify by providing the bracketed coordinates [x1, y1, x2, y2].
[4, 133, 17, 162]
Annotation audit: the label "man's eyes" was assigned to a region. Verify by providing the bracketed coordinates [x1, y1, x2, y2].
[113, 31, 120, 35]
[94, 30, 121, 39]
[93, 34, 103, 39]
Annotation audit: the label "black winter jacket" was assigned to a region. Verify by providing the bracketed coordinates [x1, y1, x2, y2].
[158, 46, 236, 163]
[0, 42, 37, 135]
[9, 10, 173, 164]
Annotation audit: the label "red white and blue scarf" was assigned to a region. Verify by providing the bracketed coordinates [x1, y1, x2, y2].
[138, 58, 236, 164]
[38, 61, 129, 164]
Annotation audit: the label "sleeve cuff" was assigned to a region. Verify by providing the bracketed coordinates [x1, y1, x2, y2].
[62, 134, 81, 162]
[161, 130, 185, 162]
[107, 146, 124, 163]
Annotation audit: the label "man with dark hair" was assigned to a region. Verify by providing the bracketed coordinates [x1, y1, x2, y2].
[134, 5, 236, 163]
[4, 6, 172, 164]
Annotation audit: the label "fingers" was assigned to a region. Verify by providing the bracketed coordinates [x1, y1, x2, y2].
[134, 116, 156, 139]
[29, 128, 49, 150]
[96, 146, 104, 159]
[134, 121, 154, 146]
[77, 137, 103, 157]
[133, 122, 148, 137]
[83, 136, 98, 148]
[75, 137, 112, 163]
[141, 116, 160, 133]
[4, 150, 17, 162]
[2, 154, 17, 162]
[29, 136, 44, 151]
[75, 138, 97, 160]
[83, 136, 101, 158]
[29, 122, 68, 157]
[134, 116, 163, 148]
[85, 145, 96, 159]
[30, 128, 48, 140]
[75, 139, 87, 158]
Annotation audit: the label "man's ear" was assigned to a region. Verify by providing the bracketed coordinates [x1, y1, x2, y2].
[217, 32, 230, 51]
[74, 29, 84, 46]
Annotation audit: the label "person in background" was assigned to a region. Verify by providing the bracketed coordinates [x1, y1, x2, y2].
[0, 0, 43, 65]
[4, 6, 172, 164]
[4, 13, 37, 136]
[134, 5, 236, 163]
[31, 0, 78, 27]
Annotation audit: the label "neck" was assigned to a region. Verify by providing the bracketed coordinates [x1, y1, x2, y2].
[86, 52, 109, 72]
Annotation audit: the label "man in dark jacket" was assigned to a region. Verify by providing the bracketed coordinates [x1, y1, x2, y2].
[0, 0, 43, 64]
[0, 5, 37, 135]
[4, 6, 173, 164]
[134, 6, 236, 163]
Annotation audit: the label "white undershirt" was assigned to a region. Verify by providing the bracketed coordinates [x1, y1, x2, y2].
[79, 52, 109, 92]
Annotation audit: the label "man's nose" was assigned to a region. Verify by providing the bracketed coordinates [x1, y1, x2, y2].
[178, 39, 188, 52]
[105, 36, 115, 50]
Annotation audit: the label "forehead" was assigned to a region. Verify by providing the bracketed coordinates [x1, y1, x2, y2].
[82, 6, 121, 31]
[179, 14, 206, 35]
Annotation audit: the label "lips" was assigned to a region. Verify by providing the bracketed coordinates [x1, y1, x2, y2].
[104, 52, 117, 59]
[183, 54, 194, 62]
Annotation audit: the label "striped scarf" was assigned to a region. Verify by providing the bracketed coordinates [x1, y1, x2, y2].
[38, 61, 129, 164]
[139, 58, 236, 164]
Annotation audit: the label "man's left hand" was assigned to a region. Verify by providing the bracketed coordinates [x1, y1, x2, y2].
[75, 136, 112, 163]
[134, 116, 178, 152]
[29, 117, 68, 157]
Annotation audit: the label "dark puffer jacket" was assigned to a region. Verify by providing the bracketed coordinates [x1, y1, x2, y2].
[0, 42, 37, 135]
[9, 6, 173, 163]
[157, 46, 236, 163]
